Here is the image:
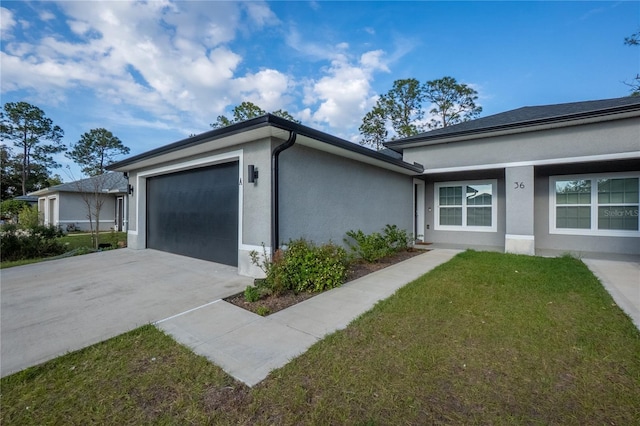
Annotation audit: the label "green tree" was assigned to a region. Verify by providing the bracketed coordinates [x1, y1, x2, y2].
[211, 101, 299, 128]
[271, 109, 301, 123]
[66, 128, 130, 176]
[424, 76, 482, 129]
[0, 102, 66, 196]
[359, 78, 426, 149]
[66, 128, 129, 249]
[0, 145, 58, 200]
[359, 106, 389, 150]
[624, 30, 640, 96]
[359, 77, 482, 149]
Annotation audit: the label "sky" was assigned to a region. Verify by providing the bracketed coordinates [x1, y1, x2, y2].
[1, 1, 638, 181]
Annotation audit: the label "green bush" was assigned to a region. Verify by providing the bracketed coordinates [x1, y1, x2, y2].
[18, 205, 41, 229]
[0, 199, 28, 221]
[345, 224, 411, 263]
[250, 239, 348, 294]
[383, 224, 410, 251]
[0, 224, 65, 262]
[256, 306, 271, 316]
[244, 285, 260, 302]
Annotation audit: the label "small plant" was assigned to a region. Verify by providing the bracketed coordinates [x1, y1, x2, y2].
[344, 224, 411, 263]
[256, 305, 271, 316]
[344, 229, 392, 262]
[244, 285, 260, 303]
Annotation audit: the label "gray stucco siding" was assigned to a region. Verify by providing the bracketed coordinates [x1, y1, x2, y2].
[278, 144, 413, 247]
[421, 170, 506, 249]
[403, 118, 639, 170]
[534, 162, 640, 256]
[58, 193, 117, 232]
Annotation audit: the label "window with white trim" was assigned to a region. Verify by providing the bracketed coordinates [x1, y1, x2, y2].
[434, 180, 497, 232]
[550, 173, 639, 237]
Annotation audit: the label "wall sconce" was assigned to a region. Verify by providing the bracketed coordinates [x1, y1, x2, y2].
[248, 165, 259, 183]
[128, 184, 134, 195]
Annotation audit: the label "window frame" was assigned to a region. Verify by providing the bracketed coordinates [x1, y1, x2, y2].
[549, 172, 640, 237]
[434, 179, 498, 232]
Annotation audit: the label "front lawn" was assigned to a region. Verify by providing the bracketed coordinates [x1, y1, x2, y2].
[2, 251, 639, 424]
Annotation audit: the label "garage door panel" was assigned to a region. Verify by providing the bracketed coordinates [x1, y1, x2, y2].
[146, 162, 239, 266]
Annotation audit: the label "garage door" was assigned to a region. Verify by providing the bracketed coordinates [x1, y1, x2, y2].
[146, 162, 239, 266]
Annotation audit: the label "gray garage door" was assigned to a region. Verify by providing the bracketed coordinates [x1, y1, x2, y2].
[146, 162, 239, 266]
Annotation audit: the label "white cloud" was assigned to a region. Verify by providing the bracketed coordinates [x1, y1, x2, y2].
[0, 7, 16, 36]
[39, 10, 55, 21]
[308, 50, 389, 131]
[0, 1, 294, 132]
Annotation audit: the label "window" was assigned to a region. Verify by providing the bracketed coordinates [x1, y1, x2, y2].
[550, 173, 639, 237]
[435, 180, 497, 232]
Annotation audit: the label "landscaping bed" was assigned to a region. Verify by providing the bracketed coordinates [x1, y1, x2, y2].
[225, 248, 424, 315]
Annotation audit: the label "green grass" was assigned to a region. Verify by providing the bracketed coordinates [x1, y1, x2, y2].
[2, 251, 639, 425]
[58, 232, 126, 251]
[0, 232, 127, 269]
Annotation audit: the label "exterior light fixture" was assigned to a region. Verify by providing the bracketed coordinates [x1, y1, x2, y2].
[248, 165, 259, 183]
[128, 184, 134, 195]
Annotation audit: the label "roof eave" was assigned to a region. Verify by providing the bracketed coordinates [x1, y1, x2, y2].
[108, 114, 423, 174]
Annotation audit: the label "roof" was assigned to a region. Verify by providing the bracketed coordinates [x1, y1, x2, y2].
[29, 172, 127, 196]
[107, 114, 424, 175]
[385, 96, 640, 151]
[13, 195, 38, 203]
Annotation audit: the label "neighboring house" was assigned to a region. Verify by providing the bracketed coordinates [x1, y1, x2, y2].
[30, 173, 129, 232]
[13, 195, 38, 207]
[108, 96, 639, 277]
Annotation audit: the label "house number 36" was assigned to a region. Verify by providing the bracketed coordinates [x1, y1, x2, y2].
[514, 182, 525, 189]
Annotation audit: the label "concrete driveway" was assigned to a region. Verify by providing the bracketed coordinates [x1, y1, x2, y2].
[0, 249, 252, 378]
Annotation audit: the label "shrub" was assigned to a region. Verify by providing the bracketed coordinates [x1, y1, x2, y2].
[256, 306, 271, 316]
[344, 224, 411, 263]
[244, 285, 260, 303]
[250, 239, 348, 294]
[0, 199, 28, 221]
[18, 205, 41, 229]
[383, 224, 410, 251]
[0, 224, 65, 262]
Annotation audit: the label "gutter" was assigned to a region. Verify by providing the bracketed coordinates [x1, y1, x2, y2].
[271, 131, 297, 255]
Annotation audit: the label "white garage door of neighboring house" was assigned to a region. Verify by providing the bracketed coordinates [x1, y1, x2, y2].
[146, 162, 239, 266]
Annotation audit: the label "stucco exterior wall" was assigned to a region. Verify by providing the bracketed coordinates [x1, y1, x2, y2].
[57, 192, 118, 232]
[421, 170, 506, 250]
[534, 162, 640, 257]
[277, 144, 413, 247]
[123, 138, 272, 276]
[403, 117, 639, 170]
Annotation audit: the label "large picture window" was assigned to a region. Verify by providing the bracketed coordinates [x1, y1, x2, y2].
[435, 180, 497, 232]
[550, 173, 639, 237]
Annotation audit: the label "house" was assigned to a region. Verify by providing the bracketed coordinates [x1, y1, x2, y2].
[386, 96, 640, 259]
[30, 172, 129, 232]
[107, 118, 422, 276]
[107, 96, 639, 277]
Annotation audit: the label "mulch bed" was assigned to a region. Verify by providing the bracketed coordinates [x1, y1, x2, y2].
[224, 249, 426, 316]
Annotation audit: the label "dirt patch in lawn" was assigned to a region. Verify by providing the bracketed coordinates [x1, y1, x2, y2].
[224, 249, 426, 316]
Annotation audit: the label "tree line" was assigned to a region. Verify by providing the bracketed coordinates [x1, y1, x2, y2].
[0, 102, 130, 200]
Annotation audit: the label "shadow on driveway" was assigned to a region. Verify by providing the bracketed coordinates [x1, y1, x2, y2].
[1, 249, 252, 378]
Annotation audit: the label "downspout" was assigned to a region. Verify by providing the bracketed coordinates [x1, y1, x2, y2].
[271, 131, 297, 256]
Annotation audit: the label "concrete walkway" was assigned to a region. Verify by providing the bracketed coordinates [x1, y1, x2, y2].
[583, 257, 640, 330]
[156, 249, 461, 386]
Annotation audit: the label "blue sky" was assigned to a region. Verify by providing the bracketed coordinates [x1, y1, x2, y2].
[1, 1, 638, 180]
